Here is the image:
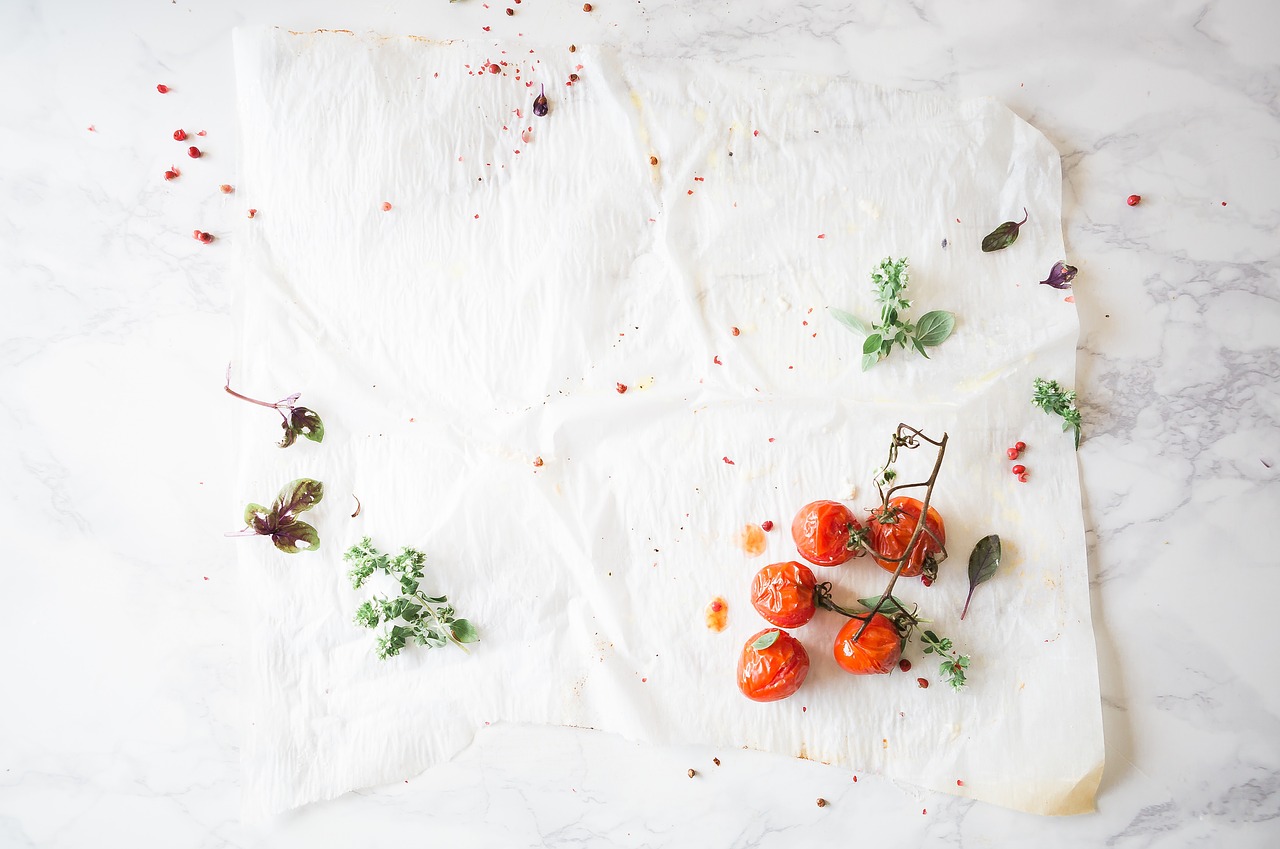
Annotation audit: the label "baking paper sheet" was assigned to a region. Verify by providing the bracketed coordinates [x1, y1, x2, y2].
[231, 27, 1103, 818]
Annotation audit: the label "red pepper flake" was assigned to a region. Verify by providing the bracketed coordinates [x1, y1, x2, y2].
[173, 129, 187, 141]
[220, 184, 234, 194]
[1126, 194, 1141, 206]
[801, 706, 807, 712]
[156, 83, 169, 93]
[1018, 472, 1029, 483]
[381, 201, 392, 211]
[722, 457, 734, 465]
[753, 130, 759, 137]
[474, 213, 480, 219]
[852, 776, 858, 783]
[922, 809, 927, 815]
[687, 189, 694, 195]
[569, 73, 580, 82]
[187, 146, 202, 159]
[483, 26, 491, 31]
[87, 124, 96, 132]
[760, 520, 774, 532]
[731, 326, 740, 336]
[767, 437, 775, 443]
[616, 383, 628, 394]
[917, 677, 929, 688]
[203, 576, 209, 581]
[957, 779, 965, 786]
[898, 658, 911, 672]
[1221, 201, 1228, 206]
[533, 456, 544, 467]
[247, 209, 257, 219]
[713, 355, 722, 365]
[693, 176, 704, 182]
[641, 676, 647, 682]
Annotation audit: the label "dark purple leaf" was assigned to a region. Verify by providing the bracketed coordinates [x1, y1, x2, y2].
[961, 534, 1001, 619]
[1039, 261, 1078, 290]
[290, 407, 324, 443]
[981, 208, 1028, 252]
[532, 84, 549, 117]
[244, 503, 274, 534]
[271, 478, 324, 522]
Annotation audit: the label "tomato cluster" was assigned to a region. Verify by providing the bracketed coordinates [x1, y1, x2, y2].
[736, 496, 947, 702]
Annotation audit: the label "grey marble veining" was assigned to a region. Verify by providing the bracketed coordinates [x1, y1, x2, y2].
[1, 0, 1277, 846]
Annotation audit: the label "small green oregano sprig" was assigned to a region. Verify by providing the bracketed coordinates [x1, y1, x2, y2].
[1032, 377, 1082, 449]
[343, 537, 478, 660]
[921, 629, 970, 690]
[830, 257, 955, 371]
[228, 478, 324, 553]
[225, 364, 325, 449]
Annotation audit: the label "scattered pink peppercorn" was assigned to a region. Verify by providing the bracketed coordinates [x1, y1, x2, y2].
[163, 167, 180, 181]
[898, 658, 912, 672]
[173, 129, 187, 141]
[220, 184, 234, 194]
[1017, 472, 1029, 483]
[1127, 194, 1141, 206]
[921, 576, 933, 587]
[760, 520, 774, 532]
[1012, 464, 1026, 475]
[533, 456, 544, 467]
[505, 7, 514, 15]
[247, 208, 257, 219]
[582, 2, 592, 9]
[731, 326, 740, 336]
[917, 678, 929, 689]
[616, 383, 627, 394]
[193, 231, 213, 244]
[488, 63, 500, 74]
[187, 146, 201, 159]
[1006, 447, 1020, 460]
[381, 201, 392, 211]
[156, 84, 169, 93]
[1015, 441, 1026, 452]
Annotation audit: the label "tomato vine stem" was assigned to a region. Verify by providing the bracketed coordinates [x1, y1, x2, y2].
[851, 423, 948, 642]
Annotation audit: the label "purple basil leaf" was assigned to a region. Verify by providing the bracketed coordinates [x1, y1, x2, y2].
[290, 407, 324, 443]
[271, 519, 320, 554]
[961, 534, 1001, 620]
[244, 502, 275, 534]
[980, 208, 1029, 253]
[271, 478, 325, 523]
[278, 421, 298, 448]
[1039, 261, 1078, 290]
[532, 84, 549, 117]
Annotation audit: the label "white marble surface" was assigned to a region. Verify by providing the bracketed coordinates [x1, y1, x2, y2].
[1, 0, 1277, 846]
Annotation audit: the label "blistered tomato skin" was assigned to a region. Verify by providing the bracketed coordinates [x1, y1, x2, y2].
[791, 500, 864, 566]
[833, 613, 902, 675]
[867, 496, 946, 578]
[750, 561, 818, 628]
[738, 629, 810, 702]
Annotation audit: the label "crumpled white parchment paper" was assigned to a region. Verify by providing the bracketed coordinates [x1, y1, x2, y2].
[231, 27, 1103, 819]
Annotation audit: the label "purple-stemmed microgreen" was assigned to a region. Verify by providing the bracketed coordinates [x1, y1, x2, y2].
[981, 208, 1028, 252]
[224, 364, 324, 448]
[227, 478, 324, 554]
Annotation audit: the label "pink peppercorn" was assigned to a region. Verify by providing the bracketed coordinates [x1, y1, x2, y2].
[187, 146, 201, 159]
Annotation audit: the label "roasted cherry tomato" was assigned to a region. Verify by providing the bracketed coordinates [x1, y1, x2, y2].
[791, 500, 865, 566]
[833, 613, 902, 675]
[866, 496, 946, 579]
[750, 561, 819, 628]
[737, 628, 810, 702]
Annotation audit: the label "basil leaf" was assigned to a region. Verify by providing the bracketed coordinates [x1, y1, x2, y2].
[244, 503, 274, 533]
[861, 352, 878, 372]
[278, 422, 298, 449]
[961, 534, 1001, 620]
[751, 630, 781, 651]
[290, 407, 324, 443]
[271, 519, 319, 553]
[272, 478, 324, 521]
[914, 310, 955, 347]
[1038, 261, 1077, 290]
[861, 333, 883, 356]
[980, 208, 1029, 253]
[450, 619, 479, 644]
[830, 308, 872, 337]
[858, 595, 907, 616]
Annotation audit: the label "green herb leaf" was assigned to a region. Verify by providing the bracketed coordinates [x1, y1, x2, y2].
[830, 308, 873, 337]
[449, 619, 479, 643]
[962, 534, 1001, 620]
[1032, 377, 1083, 449]
[914, 310, 955, 347]
[858, 595, 909, 616]
[862, 333, 883, 356]
[244, 503, 272, 533]
[233, 480, 324, 554]
[751, 630, 781, 651]
[861, 352, 879, 372]
[981, 208, 1028, 252]
[344, 537, 477, 660]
